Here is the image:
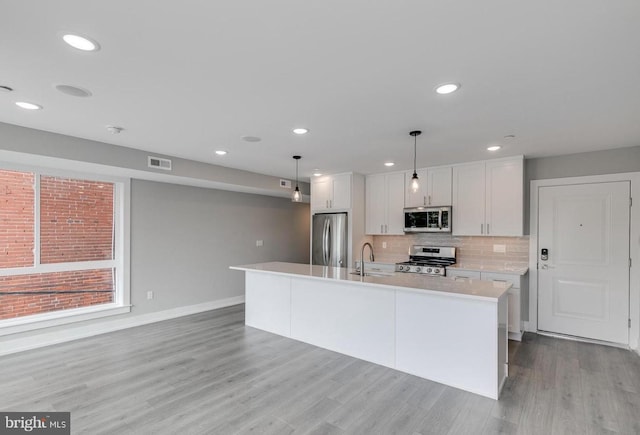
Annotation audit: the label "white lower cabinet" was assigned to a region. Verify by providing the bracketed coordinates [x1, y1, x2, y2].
[480, 272, 526, 341]
[448, 269, 528, 341]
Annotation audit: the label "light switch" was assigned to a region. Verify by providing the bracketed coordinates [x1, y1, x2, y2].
[256, 240, 264, 247]
[382, 242, 387, 249]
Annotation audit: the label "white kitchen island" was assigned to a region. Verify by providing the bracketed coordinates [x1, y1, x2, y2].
[230, 262, 510, 399]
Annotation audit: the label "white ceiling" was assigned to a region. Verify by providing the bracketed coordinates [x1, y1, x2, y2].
[1, 1, 639, 181]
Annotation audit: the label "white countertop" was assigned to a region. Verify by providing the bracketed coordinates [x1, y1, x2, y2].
[230, 262, 510, 302]
[447, 263, 529, 275]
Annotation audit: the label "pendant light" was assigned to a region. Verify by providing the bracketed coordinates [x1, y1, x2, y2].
[291, 155, 302, 202]
[409, 130, 422, 193]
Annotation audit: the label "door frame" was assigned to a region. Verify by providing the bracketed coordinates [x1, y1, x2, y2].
[529, 172, 640, 350]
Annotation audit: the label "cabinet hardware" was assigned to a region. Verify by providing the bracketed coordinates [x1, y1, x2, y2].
[480, 224, 484, 234]
[487, 224, 490, 234]
[428, 195, 431, 205]
[381, 224, 383, 233]
[423, 196, 426, 206]
[385, 224, 388, 233]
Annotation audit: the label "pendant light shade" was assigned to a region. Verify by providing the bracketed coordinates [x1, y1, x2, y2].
[410, 130, 422, 193]
[292, 155, 302, 202]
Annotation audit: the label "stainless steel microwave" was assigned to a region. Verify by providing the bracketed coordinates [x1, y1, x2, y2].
[403, 206, 452, 233]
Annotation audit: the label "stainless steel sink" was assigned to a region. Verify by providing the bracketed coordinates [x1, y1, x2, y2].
[349, 271, 395, 278]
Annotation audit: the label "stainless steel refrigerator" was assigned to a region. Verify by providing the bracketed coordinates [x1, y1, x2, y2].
[312, 212, 348, 267]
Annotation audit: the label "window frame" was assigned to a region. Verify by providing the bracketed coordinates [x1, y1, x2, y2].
[0, 162, 131, 335]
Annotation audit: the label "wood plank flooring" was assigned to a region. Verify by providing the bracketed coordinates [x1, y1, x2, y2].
[1, 304, 639, 434]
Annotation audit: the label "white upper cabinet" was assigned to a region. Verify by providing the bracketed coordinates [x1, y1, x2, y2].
[405, 166, 452, 207]
[452, 162, 486, 235]
[311, 173, 352, 211]
[485, 158, 524, 236]
[452, 156, 523, 236]
[366, 172, 405, 235]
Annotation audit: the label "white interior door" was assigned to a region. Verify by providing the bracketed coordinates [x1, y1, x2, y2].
[538, 181, 630, 344]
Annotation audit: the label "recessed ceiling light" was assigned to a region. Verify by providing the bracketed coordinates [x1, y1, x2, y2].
[313, 172, 323, 177]
[241, 136, 261, 142]
[487, 145, 501, 151]
[435, 83, 460, 95]
[62, 34, 100, 51]
[293, 128, 309, 135]
[15, 101, 42, 110]
[0, 85, 13, 92]
[215, 150, 227, 156]
[384, 162, 395, 167]
[55, 84, 92, 97]
[503, 134, 516, 139]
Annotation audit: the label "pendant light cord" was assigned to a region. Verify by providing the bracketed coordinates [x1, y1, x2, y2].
[413, 134, 417, 174]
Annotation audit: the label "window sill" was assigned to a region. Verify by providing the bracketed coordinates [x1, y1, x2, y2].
[0, 304, 132, 336]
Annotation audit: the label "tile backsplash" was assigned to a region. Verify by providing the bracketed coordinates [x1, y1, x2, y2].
[372, 234, 529, 269]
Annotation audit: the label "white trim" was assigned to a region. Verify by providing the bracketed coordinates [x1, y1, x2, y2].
[508, 331, 523, 341]
[537, 330, 629, 350]
[0, 261, 117, 276]
[0, 304, 131, 335]
[0, 296, 245, 356]
[529, 172, 640, 350]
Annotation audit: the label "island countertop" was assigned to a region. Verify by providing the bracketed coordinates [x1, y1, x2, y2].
[230, 261, 511, 302]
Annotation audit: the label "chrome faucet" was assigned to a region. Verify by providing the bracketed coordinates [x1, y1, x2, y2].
[360, 242, 375, 277]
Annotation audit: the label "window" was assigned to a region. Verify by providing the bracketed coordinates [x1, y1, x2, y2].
[0, 165, 129, 333]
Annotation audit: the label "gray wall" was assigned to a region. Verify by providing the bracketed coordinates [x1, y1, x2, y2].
[524, 145, 640, 233]
[130, 180, 310, 313]
[0, 122, 310, 197]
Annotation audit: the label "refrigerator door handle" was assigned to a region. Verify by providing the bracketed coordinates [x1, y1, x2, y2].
[323, 219, 330, 265]
[326, 219, 332, 264]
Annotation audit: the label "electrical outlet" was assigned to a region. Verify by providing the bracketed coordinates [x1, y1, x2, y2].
[493, 244, 506, 253]
[147, 291, 154, 300]
[382, 242, 387, 249]
[256, 240, 263, 247]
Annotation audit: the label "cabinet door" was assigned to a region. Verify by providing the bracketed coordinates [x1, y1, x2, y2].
[485, 158, 523, 236]
[507, 288, 521, 334]
[365, 174, 386, 235]
[446, 269, 481, 280]
[386, 172, 406, 234]
[404, 169, 428, 207]
[331, 174, 352, 209]
[452, 163, 485, 235]
[311, 178, 331, 210]
[427, 166, 452, 206]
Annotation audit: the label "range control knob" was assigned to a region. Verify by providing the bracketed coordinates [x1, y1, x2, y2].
[415, 267, 421, 272]
[399, 265, 406, 271]
[426, 267, 432, 274]
[433, 268, 440, 274]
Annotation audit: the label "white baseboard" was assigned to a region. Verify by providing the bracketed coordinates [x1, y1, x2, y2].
[508, 331, 523, 342]
[0, 296, 245, 356]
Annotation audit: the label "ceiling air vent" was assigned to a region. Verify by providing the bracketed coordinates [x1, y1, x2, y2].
[148, 156, 172, 171]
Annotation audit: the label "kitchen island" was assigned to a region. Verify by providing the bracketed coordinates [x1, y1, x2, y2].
[230, 262, 510, 399]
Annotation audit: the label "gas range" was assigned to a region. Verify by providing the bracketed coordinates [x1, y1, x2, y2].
[395, 246, 456, 276]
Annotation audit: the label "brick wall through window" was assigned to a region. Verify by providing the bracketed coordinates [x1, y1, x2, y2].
[0, 170, 117, 320]
[0, 170, 34, 268]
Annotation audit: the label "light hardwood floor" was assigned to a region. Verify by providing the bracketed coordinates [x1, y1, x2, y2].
[1, 304, 639, 434]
